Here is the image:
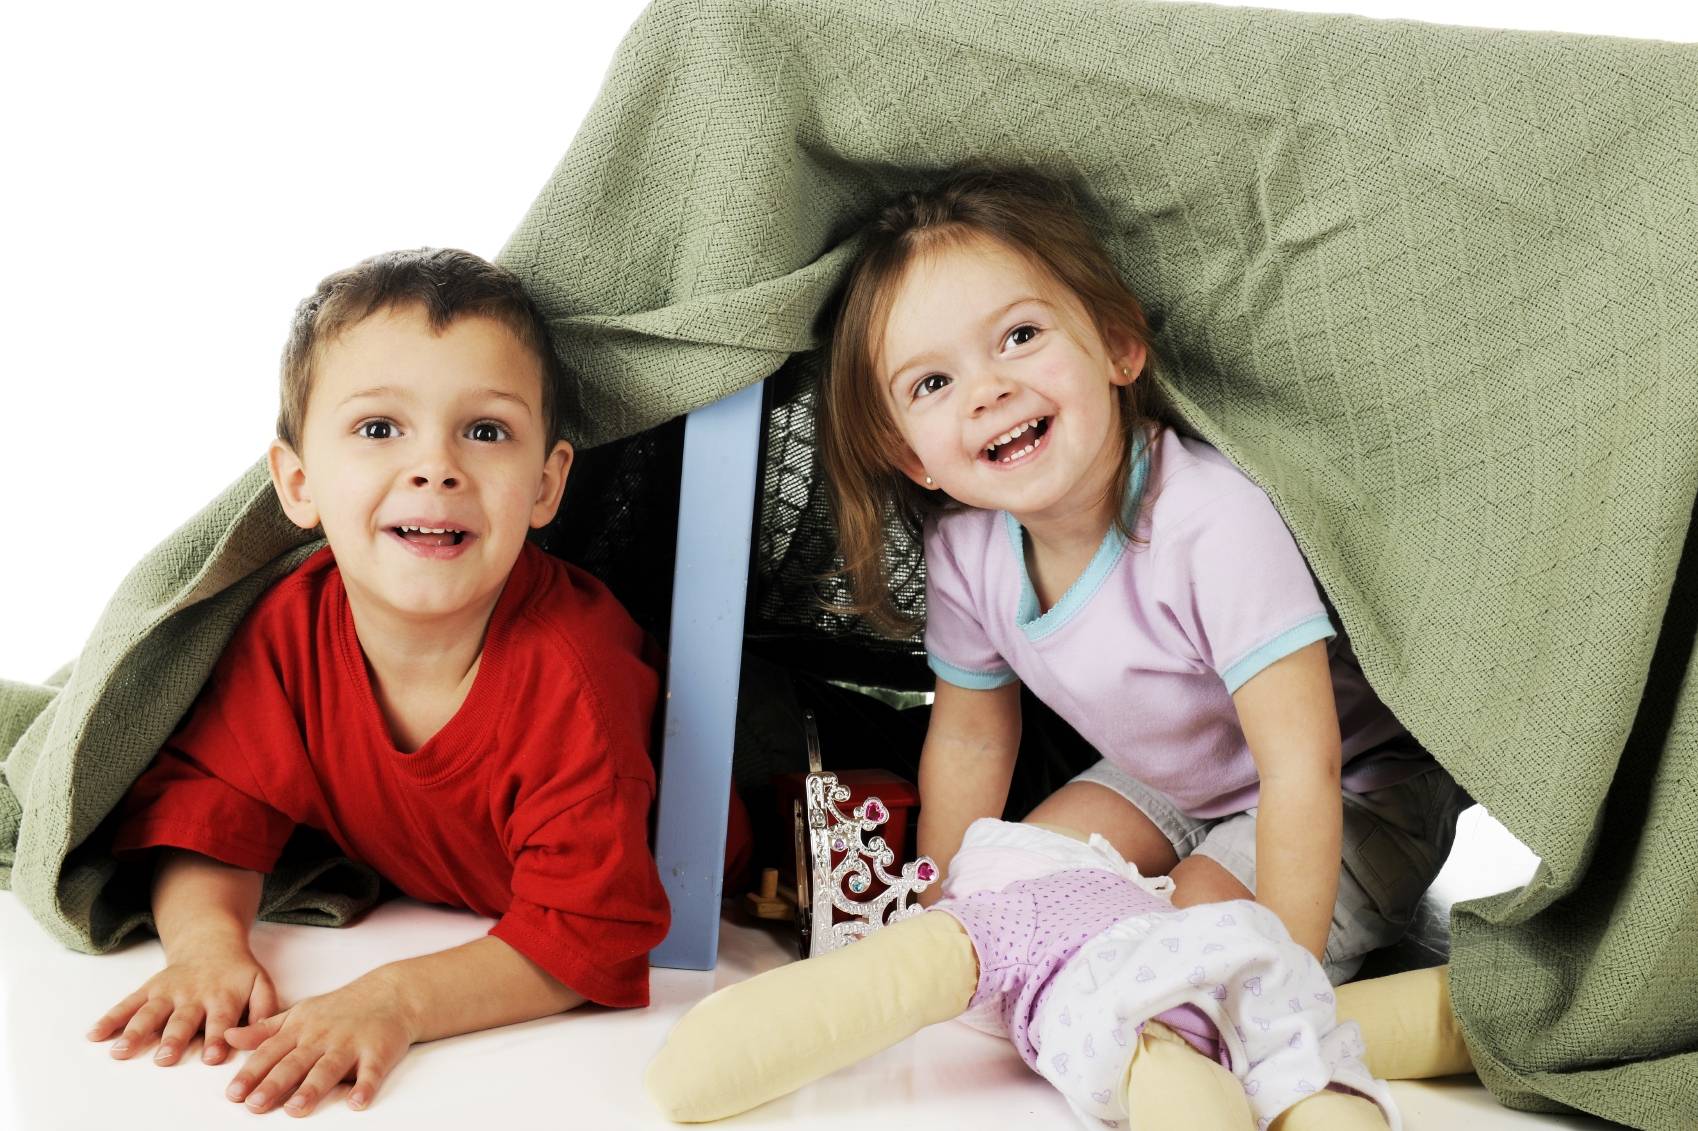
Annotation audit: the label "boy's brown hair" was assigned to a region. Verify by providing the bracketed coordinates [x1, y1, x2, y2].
[278, 248, 567, 450]
[820, 167, 1169, 637]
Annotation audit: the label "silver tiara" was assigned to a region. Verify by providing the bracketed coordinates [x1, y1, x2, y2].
[793, 710, 937, 957]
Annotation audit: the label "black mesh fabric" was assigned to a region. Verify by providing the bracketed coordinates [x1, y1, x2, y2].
[749, 354, 930, 690]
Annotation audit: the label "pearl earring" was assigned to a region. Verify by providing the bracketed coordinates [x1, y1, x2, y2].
[924, 476, 935, 487]
[1119, 366, 1131, 376]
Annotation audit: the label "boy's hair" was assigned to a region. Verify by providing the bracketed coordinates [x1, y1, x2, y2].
[820, 167, 1169, 637]
[278, 248, 567, 450]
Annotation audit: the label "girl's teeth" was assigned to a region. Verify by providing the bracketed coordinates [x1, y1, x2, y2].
[985, 419, 1047, 453]
[1000, 437, 1041, 463]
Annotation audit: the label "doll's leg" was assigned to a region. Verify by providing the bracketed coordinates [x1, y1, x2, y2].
[1269, 1090, 1392, 1130]
[1122, 1020, 1255, 1130]
[1334, 964, 1473, 1079]
[646, 910, 977, 1122]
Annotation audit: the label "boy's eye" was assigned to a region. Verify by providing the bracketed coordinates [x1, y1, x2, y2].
[357, 420, 395, 440]
[1005, 324, 1040, 349]
[467, 421, 510, 443]
[913, 374, 951, 400]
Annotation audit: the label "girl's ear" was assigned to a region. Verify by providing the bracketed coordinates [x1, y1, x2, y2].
[267, 439, 321, 530]
[896, 448, 938, 490]
[1107, 332, 1148, 387]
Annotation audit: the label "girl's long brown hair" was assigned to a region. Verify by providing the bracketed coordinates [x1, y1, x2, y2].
[820, 167, 1169, 637]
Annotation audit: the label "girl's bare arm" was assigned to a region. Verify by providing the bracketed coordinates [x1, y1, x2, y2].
[915, 678, 1023, 904]
[1232, 640, 1343, 962]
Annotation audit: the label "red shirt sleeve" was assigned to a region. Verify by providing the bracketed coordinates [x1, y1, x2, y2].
[110, 656, 297, 873]
[489, 774, 669, 1008]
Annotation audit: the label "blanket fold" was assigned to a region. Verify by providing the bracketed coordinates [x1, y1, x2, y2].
[5, 2, 1694, 1125]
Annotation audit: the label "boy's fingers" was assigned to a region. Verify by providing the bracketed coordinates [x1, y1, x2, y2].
[88, 990, 148, 1040]
[226, 1035, 291, 1104]
[154, 1005, 207, 1066]
[284, 1051, 356, 1118]
[250, 974, 280, 1024]
[346, 1057, 390, 1112]
[113, 1000, 173, 1059]
[203, 1004, 241, 1065]
[226, 1011, 286, 1050]
[245, 1047, 317, 1113]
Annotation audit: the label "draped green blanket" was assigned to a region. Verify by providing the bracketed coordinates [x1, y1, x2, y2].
[3, 1, 1694, 1124]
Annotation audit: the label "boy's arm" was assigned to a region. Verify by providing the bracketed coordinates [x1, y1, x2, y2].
[915, 678, 1023, 905]
[90, 849, 278, 1066]
[223, 935, 584, 1115]
[1232, 639, 1343, 962]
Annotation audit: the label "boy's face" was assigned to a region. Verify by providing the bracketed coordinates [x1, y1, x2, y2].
[268, 304, 571, 626]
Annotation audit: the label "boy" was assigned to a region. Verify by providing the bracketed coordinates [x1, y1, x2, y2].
[85, 248, 669, 1116]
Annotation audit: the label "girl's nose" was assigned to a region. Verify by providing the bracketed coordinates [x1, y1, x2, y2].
[968, 374, 1015, 417]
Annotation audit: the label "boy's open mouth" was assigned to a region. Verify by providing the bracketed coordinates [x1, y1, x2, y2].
[394, 525, 468, 547]
[983, 416, 1051, 463]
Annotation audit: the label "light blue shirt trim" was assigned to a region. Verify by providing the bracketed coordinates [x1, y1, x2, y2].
[928, 652, 1019, 690]
[1219, 613, 1337, 694]
[1005, 438, 1151, 643]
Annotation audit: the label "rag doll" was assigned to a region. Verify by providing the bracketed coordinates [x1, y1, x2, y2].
[648, 820, 1472, 1129]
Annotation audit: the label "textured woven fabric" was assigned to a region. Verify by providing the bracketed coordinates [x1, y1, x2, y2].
[3, 1, 1694, 1124]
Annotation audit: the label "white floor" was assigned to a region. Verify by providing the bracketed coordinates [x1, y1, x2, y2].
[0, 809, 1620, 1130]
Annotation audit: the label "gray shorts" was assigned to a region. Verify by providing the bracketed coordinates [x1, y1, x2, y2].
[1072, 755, 1468, 984]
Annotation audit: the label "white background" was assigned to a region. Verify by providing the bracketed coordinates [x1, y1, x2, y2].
[2, 0, 1693, 682]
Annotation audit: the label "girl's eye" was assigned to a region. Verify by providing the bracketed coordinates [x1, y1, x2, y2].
[357, 420, 394, 440]
[467, 421, 509, 443]
[1005, 324, 1040, 349]
[913, 374, 951, 400]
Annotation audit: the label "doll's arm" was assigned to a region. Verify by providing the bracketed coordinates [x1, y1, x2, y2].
[646, 911, 977, 1122]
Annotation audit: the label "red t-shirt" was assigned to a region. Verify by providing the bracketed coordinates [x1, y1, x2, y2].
[112, 542, 669, 1008]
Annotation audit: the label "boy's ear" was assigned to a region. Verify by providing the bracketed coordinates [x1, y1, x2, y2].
[530, 439, 574, 528]
[267, 439, 321, 530]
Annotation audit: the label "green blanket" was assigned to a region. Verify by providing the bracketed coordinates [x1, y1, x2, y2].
[4, 1, 1694, 1124]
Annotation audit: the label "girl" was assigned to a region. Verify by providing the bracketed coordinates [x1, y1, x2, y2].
[819, 167, 1467, 983]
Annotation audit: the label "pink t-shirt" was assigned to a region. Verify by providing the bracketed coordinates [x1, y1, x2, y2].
[924, 428, 1419, 817]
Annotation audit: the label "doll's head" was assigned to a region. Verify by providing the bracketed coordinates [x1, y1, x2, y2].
[821, 167, 1168, 636]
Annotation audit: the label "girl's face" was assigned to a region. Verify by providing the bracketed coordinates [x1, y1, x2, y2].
[878, 235, 1144, 533]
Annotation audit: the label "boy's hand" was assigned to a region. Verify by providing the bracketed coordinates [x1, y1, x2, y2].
[88, 941, 279, 1067]
[223, 971, 415, 1117]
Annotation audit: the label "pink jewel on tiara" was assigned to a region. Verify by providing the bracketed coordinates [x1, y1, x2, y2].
[793, 711, 936, 958]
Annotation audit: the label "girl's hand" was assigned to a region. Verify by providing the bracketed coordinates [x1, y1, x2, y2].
[88, 941, 279, 1067]
[223, 972, 415, 1116]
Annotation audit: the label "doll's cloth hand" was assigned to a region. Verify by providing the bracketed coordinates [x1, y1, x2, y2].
[223, 974, 414, 1116]
[88, 942, 279, 1067]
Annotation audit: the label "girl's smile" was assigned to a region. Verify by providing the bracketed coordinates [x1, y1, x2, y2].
[981, 415, 1052, 465]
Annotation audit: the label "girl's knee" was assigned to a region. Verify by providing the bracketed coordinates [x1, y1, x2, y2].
[1170, 854, 1254, 907]
[1025, 783, 1179, 874]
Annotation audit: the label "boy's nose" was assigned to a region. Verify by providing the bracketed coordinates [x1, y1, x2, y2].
[411, 472, 460, 489]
